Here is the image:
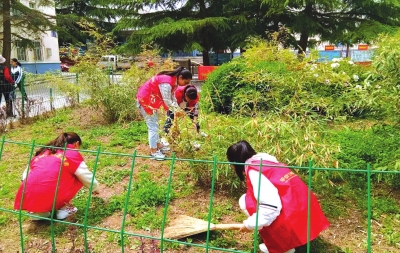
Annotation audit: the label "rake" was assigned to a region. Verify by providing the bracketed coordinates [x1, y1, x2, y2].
[163, 215, 243, 239]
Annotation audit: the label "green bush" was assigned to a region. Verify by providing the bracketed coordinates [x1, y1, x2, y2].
[329, 124, 400, 187]
[201, 37, 394, 122]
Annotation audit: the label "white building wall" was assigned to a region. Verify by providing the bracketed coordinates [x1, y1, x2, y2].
[11, 0, 60, 73]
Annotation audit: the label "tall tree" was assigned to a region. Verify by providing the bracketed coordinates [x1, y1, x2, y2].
[115, 0, 274, 65]
[262, 0, 400, 54]
[1, 0, 54, 65]
[55, 0, 130, 46]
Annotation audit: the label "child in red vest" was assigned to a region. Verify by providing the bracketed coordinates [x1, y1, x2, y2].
[164, 84, 200, 134]
[227, 140, 329, 253]
[136, 67, 192, 160]
[14, 132, 100, 220]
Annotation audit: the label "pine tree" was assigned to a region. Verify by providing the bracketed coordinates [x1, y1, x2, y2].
[115, 0, 273, 65]
[1, 0, 54, 65]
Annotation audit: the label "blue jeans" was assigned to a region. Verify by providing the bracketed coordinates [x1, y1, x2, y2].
[138, 103, 159, 149]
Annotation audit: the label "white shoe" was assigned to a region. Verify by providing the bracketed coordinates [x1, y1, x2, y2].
[56, 206, 78, 220]
[284, 249, 295, 253]
[200, 131, 208, 137]
[150, 150, 165, 160]
[193, 142, 201, 150]
[160, 138, 170, 147]
[259, 243, 269, 253]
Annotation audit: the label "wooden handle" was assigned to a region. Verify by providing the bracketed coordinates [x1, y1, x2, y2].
[212, 224, 243, 230]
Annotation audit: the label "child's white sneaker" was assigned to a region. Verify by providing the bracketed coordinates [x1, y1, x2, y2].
[200, 131, 208, 137]
[160, 138, 170, 147]
[150, 150, 165, 160]
[56, 206, 78, 220]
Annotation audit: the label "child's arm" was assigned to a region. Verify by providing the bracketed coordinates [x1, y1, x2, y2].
[74, 161, 99, 192]
[243, 170, 282, 230]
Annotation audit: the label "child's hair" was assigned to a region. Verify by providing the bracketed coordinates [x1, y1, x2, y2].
[11, 58, 22, 67]
[35, 132, 82, 156]
[158, 66, 192, 80]
[184, 85, 198, 100]
[226, 140, 257, 181]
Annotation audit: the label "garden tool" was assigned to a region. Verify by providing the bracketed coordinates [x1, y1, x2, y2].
[163, 215, 242, 239]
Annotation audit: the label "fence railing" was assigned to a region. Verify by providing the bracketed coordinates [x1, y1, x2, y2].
[0, 137, 391, 253]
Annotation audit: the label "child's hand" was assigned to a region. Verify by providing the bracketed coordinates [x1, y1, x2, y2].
[175, 110, 185, 118]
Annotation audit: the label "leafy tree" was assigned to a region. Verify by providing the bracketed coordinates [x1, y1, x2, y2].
[55, 0, 130, 46]
[262, 0, 400, 54]
[115, 0, 275, 65]
[1, 0, 54, 65]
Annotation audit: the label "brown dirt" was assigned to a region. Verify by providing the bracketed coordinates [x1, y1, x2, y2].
[1, 106, 400, 253]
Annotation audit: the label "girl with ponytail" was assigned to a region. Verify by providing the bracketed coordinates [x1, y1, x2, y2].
[136, 66, 192, 160]
[14, 132, 100, 220]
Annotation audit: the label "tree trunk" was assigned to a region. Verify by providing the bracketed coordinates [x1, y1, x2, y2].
[298, 31, 309, 55]
[202, 50, 210, 66]
[2, 0, 12, 66]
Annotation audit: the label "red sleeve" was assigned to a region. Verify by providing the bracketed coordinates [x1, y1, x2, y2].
[4, 67, 14, 83]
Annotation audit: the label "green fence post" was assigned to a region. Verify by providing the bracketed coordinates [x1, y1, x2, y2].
[18, 140, 36, 253]
[21, 77, 26, 118]
[307, 160, 313, 253]
[76, 73, 80, 103]
[83, 146, 101, 252]
[50, 88, 54, 111]
[120, 150, 138, 253]
[50, 143, 68, 252]
[160, 152, 177, 252]
[367, 163, 372, 253]
[0, 136, 5, 160]
[205, 156, 218, 253]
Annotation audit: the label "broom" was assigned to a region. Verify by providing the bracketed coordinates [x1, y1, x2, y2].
[163, 215, 243, 239]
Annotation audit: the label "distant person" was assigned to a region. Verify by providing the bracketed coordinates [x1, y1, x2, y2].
[227, 140, 330, 253]
[136, 66, 192, 160]
[164, 84, 200, 133]
[0, 55, 16, 117]
[10, 58, 28, 101]
[14, 132, 100, 220]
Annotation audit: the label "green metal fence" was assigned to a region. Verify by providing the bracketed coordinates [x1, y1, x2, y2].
[10, 73, 79, 119]
[0, 137, 386, 253]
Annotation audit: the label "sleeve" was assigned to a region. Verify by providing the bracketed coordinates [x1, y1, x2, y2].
[4, 67, 14, 83]
[21, 166, 29, 181]
[74, 161, 99, 191]
[15, 67, 23, 84]
[159, 83, 180, 111]
[243, 169, 282, 230]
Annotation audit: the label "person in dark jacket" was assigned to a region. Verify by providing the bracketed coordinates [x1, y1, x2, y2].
[0, 55, 16, 117]
[10, 58, 28, 101]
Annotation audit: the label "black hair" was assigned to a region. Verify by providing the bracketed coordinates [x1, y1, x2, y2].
[158, 66, 192, 80]
[184, 85, 198, 100]
[11, 58, 21, 67]
[35, 132, 82, 156]
[226, 140, 257, 181]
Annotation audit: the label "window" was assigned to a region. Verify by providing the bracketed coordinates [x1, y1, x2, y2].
[51, 31, 57, 38]
[33, 41, 42, 61]
[16, 41, 27, 61]
[29, 2, 35, 8]
[46, 48, 52, 58]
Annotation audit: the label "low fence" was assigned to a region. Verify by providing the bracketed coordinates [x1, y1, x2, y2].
[0, 138, 390, 252]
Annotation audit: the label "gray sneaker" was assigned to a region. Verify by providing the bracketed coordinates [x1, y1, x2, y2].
[151, 150, 166, 160]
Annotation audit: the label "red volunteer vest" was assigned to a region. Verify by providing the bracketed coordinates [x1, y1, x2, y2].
[245, 159, 330, 253]
[136, 75, 176, 115]
[14, 145, 84, 212]
[175, 85, 200, 108]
